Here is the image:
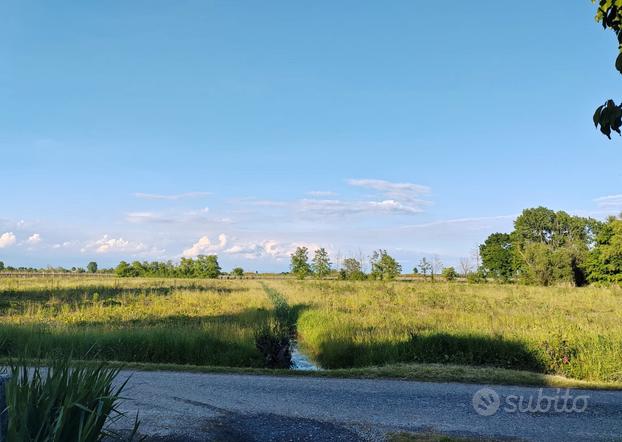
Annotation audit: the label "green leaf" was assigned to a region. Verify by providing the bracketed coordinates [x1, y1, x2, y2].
[594, 105, 604, 127]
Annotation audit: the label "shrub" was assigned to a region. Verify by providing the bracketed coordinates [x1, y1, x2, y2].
[441, 267, 459, 281]
[254, 322, 292, 369]
[5, 357, 139, 441]
[466, 270, 487, 284]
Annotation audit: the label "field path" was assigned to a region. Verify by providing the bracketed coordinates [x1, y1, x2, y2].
[110, 370, 622, 441]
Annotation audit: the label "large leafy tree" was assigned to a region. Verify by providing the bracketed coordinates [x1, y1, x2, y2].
[586, 216, 622, 283]
[370, 249, 402, 281]
[593, 1, 622, 138]
[511, 207, 601, 286]
[194, 255, 221, 278]
[290, 247, 311, 280]
[479, 233, 514, 282]
[311, 248, 332, 279]
[340, 258, 366, 280]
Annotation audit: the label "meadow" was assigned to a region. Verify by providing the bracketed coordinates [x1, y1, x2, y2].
[0, 276, 621, 383]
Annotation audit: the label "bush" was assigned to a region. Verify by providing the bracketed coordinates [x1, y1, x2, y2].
[466, 270, 487, 284]
[441, 267, 459, 281]
[254, 322, 292, 369]
[5, 357, 139, 441]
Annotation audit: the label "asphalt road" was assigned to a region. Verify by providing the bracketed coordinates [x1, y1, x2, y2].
[110, 370, 622, 441]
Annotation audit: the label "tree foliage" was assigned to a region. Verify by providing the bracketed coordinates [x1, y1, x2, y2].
[441, 266, 459, 281]
[586, 216, 622, 283]
[592, 1, 622, 138]
[511, 207, 599, 286]
[370, 249, 402, 280]
[290, 247, 311, 280]
[115, 256, 221, 278]
[480, 207, 602, 286]
[479, 233, 514, 282]
[311, 248, 332, 278]
[340, 258, 367, 280]
[87, 261, 98, 273]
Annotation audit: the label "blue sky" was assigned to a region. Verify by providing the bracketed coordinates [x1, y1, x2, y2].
[2, 1, 622, 271]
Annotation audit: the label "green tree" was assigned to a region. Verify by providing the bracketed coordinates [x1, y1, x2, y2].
[0, 261, 4, 272]
[479, 233, 514, 282]
[442, 266, 459, 281]
[194, 255, 221, 278]
[370, 249, 402, 281]
[592, 1, 622, 138]
[231, 267, 244, 278]
[340, 258, 366, 280]
[290, 247, 311, 279]
[115, 261, 131, 277]
[586, 216, 622, 284]
[87, 261, 98, 274]
[511, 207, 599, 286]
[311, 248, 331, 278]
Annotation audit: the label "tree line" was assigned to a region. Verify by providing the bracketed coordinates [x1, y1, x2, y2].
[3, 206, 622, 286]
[479, 207, 622, 286]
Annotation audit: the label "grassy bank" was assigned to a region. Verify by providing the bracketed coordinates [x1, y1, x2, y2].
[271, 280, 622, 383]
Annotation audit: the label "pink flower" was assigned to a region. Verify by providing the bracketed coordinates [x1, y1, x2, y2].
[562, 356, 569, 364]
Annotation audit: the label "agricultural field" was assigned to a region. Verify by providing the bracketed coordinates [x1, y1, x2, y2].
[0, 276, 621, 384]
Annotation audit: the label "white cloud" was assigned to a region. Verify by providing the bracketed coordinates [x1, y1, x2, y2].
[224, 239, 323, 260]
[594, 194, 622, 209]
[126, 212, 175, 224]
[298, 198, 425, 216]
[182, 234, 228, 258]
[307, 190, 337, 197]
[82, 235, 149, 254]
[133, 191, 211, 201]
[26, 233, 42, 245]
[52, 241, 77, 250]
[241, 179, 432, 219]
[347, 178, 430, 198]
[125, 208, 225, 225]
[0, 232, 17, 248]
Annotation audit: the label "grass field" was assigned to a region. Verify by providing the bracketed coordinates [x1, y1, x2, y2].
[277, 280, 622, 382]
[0, 276, 621, 384]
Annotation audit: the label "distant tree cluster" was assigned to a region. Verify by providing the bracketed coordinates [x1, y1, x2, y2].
[115, 255, 222, 278]
[0, 262, 108, 274]
[290, 247, 332, 280]
[290, 247, 405, 281]
[478, 207, 612, 286]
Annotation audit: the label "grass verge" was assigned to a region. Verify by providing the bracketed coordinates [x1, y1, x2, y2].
[5, 358, 620, 391]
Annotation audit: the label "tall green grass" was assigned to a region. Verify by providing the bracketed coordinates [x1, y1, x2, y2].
[6, 357, 139, 441]
[2, 277, 622, 382]
[0, 278, 270, 367]
[274, 280, 622, 382]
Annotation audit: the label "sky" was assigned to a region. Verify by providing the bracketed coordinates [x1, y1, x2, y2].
[1, 1, 622, 272]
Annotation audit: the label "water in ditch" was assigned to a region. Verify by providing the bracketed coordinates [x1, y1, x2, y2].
[290, 341, 321, 371]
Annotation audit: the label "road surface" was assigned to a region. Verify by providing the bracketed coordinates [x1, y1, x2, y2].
[110, 370, 622, 441]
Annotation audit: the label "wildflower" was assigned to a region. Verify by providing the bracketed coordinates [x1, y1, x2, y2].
[563, 356, 569, 364]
